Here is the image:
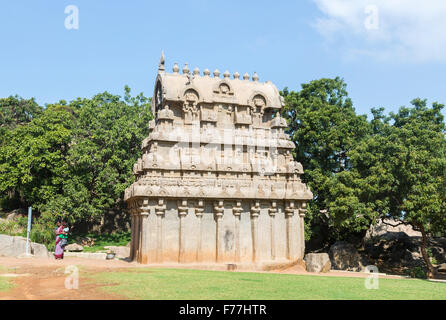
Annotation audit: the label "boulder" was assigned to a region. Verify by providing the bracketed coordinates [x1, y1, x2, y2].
[31, 242, 50, 258]
[437, 263, 446, 274]
[6, 209, 26, 222]
[365, 219, 421, 241]
[304, 253, 331, 273]
[0, 234, 49, 258]
[75, 236, 95, 247]
[329, 241, 368, 271]
[104, 245, 130, 259]
[65, 243, 83, 252]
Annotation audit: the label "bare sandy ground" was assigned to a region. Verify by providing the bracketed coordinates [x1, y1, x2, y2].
[0, 256, 406, 300]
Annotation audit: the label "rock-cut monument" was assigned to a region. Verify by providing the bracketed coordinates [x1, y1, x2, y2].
[125, 53, 312, 268]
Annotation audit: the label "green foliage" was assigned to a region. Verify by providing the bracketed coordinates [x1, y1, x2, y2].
[0, 87, 152, 237]
[281, 78, 371, 244]
[0, 95, 42, 145]
[48, 89, 152, 226]
[0, 216, 27, 237]
[0, 104, 75, 210]
[407, 267, 427, 279]
[335, 99, 446, 235]
[282, 78, 446, 261]
[29, 215, 58, 250]
[74, 231, 131, 252]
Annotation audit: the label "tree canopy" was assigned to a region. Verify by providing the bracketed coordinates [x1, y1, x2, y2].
[0, 87, 152, 234]
[281, 77, 371, 245]
[282, 78, 446, 277]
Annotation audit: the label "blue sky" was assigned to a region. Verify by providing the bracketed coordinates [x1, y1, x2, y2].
[1, 0, 445, 118]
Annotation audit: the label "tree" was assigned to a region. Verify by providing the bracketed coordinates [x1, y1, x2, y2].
[42, 87, 152, 231]
[329, 99, 446, 277]
[0, 103, 75, 210]
[0, 87, 153, 237]
[0, 96, 42, 145]
[281, 77, 371, 247]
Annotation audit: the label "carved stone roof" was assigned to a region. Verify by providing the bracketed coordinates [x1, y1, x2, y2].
[154, 69, 284, 113]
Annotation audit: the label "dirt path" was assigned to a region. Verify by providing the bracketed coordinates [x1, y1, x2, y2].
[0, 256, 144, 300]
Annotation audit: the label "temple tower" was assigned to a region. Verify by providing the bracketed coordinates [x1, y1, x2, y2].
[125, 53, 312, 267]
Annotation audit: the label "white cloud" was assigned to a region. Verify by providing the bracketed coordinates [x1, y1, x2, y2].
[313, 0, 446, 62]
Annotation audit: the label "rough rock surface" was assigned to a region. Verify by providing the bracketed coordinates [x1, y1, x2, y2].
[0, 234, 49, 258]
[5, 209, 26, 222]
[364, 234, 446, 274]
[74, 236, 95, 247]
[329, 241, 368, 271]
[104, 246, 130, 259]
[365, 219, 421, 241]
[65, 243, 83, 252]
[304, 253, 331, 273]
[437, 263, 446, 273]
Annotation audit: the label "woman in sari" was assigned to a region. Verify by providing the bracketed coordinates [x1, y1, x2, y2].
[54, 221, 65, 259]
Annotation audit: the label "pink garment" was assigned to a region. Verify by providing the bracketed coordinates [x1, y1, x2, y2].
[54, 225, 64, 259]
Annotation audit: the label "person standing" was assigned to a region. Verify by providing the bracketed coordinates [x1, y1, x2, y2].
[54, 221, 65, 259]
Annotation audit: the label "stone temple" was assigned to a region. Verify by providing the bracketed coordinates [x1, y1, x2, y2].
[124, 53, 312, 268]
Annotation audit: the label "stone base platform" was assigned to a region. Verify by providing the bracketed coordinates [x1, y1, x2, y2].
[132, 259, 304, 272]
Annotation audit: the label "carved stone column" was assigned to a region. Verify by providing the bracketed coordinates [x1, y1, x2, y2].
[155, 199, 166, 263]
[129, 202, 136, 261]
[268, 201, 277, 260]
[285, 201, 296, 260]
[299, 202, 307, 259]
[233, 200, 243, 262]
[195, 200, 204, 262]
[178, 199, 188, 263]
[133, 209, 140, 262]
[137, 209, 143, 263]
[213, 200, 224, 263]
[250, 200, 260, 262]
[140, 199, 151, 264]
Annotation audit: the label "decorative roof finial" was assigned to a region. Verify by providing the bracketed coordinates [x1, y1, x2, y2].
[173, 62, 179, 74]
[233, 72, 240, 80]
[183, 63, 190, 74]
[193, 67, 200, 76]
[223, 70, 230, 79]
[252, 72, 259, 82]
[203, 68, 210, 77]
[243, 72, 250, 80]
[213, 69, 220, 78]
[158, 50, 165, 73]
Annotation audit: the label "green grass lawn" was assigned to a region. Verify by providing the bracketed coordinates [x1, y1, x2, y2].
[0, 267, 14, 292]
[91, 268, 446, 300]
[0, 277, 13, 292]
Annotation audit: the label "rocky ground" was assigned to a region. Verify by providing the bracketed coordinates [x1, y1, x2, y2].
[326, 220, 446, 278]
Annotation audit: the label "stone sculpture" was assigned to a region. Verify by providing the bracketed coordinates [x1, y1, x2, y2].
[125, 53, 312, 267]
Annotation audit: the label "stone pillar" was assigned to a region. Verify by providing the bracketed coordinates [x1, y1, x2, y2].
[155, 199, 166, 263]
[250, 200, 260, 262]
[195, 200, 204, 262]
[178, 199, 188, 263]
[285, 201, 296, 260]
[268, 201, 277, 260]
[214, 200, 224, 263]
[129, 205, 136, 261]
[140, 199, 151, 264]
[138, 212, 144, 263]
[299, 202, 307, 259]
[133, 209, 140, 262]
[233, 200, 243, 262]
